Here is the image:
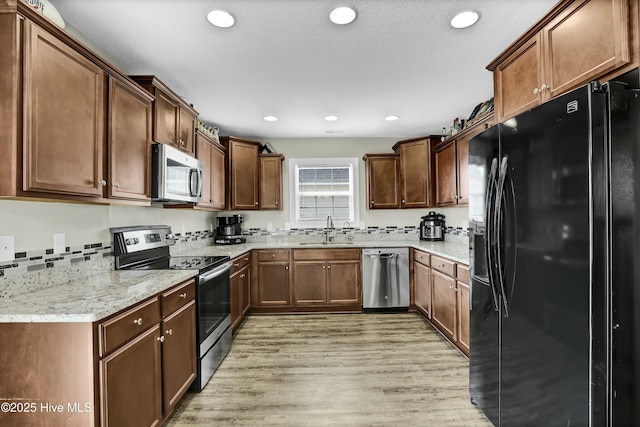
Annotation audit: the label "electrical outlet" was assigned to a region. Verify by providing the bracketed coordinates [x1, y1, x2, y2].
[181, 226, 186, 236]
[0, 235, 15, 262]
[53, 233, 65, 254]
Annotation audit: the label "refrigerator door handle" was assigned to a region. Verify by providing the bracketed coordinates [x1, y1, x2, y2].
[495, 155, 510, 318]
[484, 157, 500, 311]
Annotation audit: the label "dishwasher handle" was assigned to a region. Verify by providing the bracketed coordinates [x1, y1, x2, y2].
[378, 253, 397, 259]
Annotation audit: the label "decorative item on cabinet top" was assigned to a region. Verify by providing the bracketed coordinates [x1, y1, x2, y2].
[196, 119, 219, 142]
[260, 142, 277, 153]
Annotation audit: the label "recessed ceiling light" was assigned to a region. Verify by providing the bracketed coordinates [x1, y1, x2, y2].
[207, 10, 235, 28]
[263, 115, 278, 122]
[450, 10, 480, 29]
[329, 6, 358, 25]
[385, 115, 399, 121]
[324, 115, 339, 121]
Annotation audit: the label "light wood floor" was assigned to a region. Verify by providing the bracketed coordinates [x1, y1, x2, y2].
[166, 313, 493, 426]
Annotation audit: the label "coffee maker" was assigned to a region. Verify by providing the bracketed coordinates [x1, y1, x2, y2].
[214, 215, 246, 245]
[420, 211, 445, 241]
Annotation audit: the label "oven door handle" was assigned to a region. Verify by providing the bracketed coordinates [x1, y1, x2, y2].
[199, 262, 232, 282]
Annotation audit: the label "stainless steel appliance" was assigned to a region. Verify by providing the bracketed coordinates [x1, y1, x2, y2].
[362, 248, 409, 310]
[469, 72, 640, 426]
[420, 211, 445, 241]
[111, 225, 232, 392]
[215, 215, 246, 245]
[151, 143, 203, 204]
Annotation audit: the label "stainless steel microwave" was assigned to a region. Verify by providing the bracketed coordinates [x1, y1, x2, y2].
[151, 143, 203, 203]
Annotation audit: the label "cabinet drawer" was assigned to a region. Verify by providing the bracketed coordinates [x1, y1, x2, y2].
[257, 249, 290, 262]
[413, 249, 430, 266]
[457, 264, 470, 284]
[293, 248, 360, 261]
[431, 255, 456, 277]
[230, 251, 251, 275]
[99, 297, 161, 356]
[161, 279, 195, 317]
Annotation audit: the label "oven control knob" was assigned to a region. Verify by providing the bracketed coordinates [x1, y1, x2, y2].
[166, 233, 175, 241]
[125, 237, 140, 246]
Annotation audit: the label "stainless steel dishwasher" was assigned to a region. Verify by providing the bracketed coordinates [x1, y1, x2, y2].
[362, 247, 409, 310]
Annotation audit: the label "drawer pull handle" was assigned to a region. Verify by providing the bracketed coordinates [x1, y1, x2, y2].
[272, 254, 275, 258]
[240, 274, 246, 278]
[133, 317, 143, 326]
[166, 329, 173, 335]
[244, 257, 249, 261]
[180, 293, 187, 298]
[234, 263, 240, 267]
[158, 336, 165, 343]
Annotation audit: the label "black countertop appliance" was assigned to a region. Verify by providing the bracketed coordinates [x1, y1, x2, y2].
[420, 211, 445, 241]
[215, 214, 246, 245]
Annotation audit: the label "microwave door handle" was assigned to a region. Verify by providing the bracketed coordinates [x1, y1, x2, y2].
[189, 168, 198, 197]
[197, 169, 203, 197]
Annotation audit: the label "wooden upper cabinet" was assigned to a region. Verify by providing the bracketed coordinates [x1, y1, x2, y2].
[195, 131, 226, 210]
[393, 136, 438, 208]
[129, 75, 198, 155]
[434, 141, 457, 207]
[490, 0, 632, 121]
[363, 153, 400, 209]
[259, 154, 284, 210]
[456, 137, 469, 205]
[23, 21, 105, 197]
[107, 77, 153, 201]
[222, 136, 261, 210]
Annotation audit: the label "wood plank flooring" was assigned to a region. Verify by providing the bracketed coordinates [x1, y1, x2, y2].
[166, 313, 493, 426]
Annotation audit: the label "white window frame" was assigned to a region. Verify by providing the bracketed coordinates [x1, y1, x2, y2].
[288, 157, 360, 229]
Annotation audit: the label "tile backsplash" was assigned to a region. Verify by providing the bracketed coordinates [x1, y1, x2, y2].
[0, 225, 468, 298]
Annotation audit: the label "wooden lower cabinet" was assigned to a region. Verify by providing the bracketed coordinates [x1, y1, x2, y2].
[291, 249, 361, 309]
[100, 325, 163, 427]
[161, 301, 197, 415]
[456, 265, 470, 356]
[414, 259, 432, 319]
[230, 252, 251, 331]
[252, 250, 291, 308]
[431, 269, 458, 342]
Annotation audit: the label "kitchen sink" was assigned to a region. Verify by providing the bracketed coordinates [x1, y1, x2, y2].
[297, 241, 355, 245]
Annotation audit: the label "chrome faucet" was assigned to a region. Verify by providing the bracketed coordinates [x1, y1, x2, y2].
[325, 215, 334, 242]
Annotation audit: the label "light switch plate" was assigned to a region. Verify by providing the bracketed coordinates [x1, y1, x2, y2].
[53, 233, 65, 254]
[0, 235, 15, 262]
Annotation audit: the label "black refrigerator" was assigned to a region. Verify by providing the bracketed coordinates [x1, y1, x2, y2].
[468, 70, 640, 426]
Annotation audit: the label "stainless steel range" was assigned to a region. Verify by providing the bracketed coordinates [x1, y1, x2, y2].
[111, 225, 232, 392]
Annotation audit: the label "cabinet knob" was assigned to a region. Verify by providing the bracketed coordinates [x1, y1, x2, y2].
[98, 180, 107, 187]
[244, 257, 249, 261]
[112, 183, 120, 189]
[327, 265, 331, 269]
[402, 199, 405, 204]
[240, 274, 246, 278]
[541, 84, 549, 91]
[166, 329, 173, 335]
[133, 317, 143, 326]
[272, 254, 275, 258]
[323, 265, 326, 269]
[180, 292, 187, 298]
[533, 87, 540, 95]
[275, 201, 278, 205]
[255, 202, 259, 205]
[285, 265, 289, 270]
[234, 263, 240, 266]
[371, 200, 375, 204]
[158, 336, 165, 343]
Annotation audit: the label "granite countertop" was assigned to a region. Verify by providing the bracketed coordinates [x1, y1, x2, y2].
[0, 240, 467, 324]
[0, 270, 196, 323]
[183, 240, 469, 265]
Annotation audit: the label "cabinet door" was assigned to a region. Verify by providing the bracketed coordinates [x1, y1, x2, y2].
[108, 77, 152, 201]
[494, 34, 543, 121]
[24, 21, 104, 197]
[230, 140, 259, 210]
[161, 301, 196, 415]
[544, 0, 630, 99]
[154, 89, 178, 146]
[259, 155, 282, 210]
[211, 143, 226, 210]
[456, 137, 469, 205]
[100, 325, 162, 427]
[456, 281, 470, 356]
[435, 141, 457, 207]
[178, 107, 195, 155]
[431, 270, 457, 341]
[293, 261, 327, 304]
[196, 134, 215, 209]
[240, 265, 251, 316]
[398, 139, 431, 208]
[414, 261, 432, 318]
[230, 271, 242, 330]
[365, 155, 400, 209]
[256, 262, 290, 306]
[327, 260, 361, 305]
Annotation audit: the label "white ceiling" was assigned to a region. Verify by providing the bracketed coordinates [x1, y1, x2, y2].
[50, 0, 557, 139]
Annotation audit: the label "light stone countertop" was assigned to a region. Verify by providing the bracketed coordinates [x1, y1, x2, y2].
[0, 270, 196, 323]
[0, 240, 467, 324]
[183, 240, 470, 265]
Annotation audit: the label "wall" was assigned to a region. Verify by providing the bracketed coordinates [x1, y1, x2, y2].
[0, 200, 215, 253]
[228, 137, 469, 231]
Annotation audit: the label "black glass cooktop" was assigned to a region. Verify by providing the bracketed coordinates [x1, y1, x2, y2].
[134, 255, 228, 271]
